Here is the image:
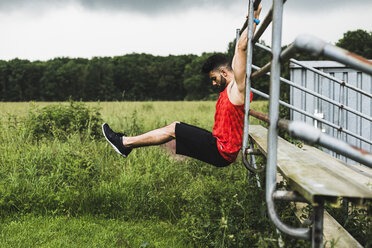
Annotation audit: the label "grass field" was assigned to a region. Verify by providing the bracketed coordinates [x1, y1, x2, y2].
[1, 100, 359, 247]
[0, 100, 283, 248]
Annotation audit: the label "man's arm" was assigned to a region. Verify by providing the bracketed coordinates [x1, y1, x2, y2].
[232, 5, 262, 94]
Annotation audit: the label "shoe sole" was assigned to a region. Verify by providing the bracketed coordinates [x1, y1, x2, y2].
[102, 123, 127, 158]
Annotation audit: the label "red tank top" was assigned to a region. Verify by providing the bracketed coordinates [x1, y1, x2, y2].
[212, 88, 252, 162]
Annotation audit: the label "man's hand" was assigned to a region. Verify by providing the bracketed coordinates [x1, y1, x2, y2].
[230, 3, 263, 105]
[254, 4, 262, 20]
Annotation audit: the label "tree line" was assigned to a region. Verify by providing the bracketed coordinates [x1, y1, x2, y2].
[0, 29, 370, 102]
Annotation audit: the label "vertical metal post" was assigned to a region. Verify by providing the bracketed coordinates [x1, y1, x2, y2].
[290, 67, 294, 121]
[241, 0, 257, 172]
[266, 0, 310, 240]
[318, 73, 323, 129]
[266, 0, 283, 207]
[248, 137, 261, 188]
[338, 74, 346, 160]
[343, 199, 349, 224]
[239, 21, 261, 181]
[312, 200, 324, 248]
[357, 72, 362, 149]
[336, 83, 343, 159]
[340, 72, 349, 220]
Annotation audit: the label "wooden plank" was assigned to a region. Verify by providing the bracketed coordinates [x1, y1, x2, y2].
[294, 203, 363, 248]
[301, 144, 372, 188]
[323, 210, 363, 247]
[248, 125, 372, 204]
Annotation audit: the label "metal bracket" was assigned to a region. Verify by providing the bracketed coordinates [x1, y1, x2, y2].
[267, 186, 311, 241]
[242, 137, 266, 173]
[272, 190, 308, 203]
[246, 148, 263, 156]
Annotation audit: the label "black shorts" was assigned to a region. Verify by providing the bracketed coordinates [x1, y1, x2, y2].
[175, 122, 231, 167]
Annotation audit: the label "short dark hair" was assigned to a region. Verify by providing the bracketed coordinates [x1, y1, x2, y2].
[201, 53, 232, 74]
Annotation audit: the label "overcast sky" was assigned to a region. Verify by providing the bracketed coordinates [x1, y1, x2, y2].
[0, 0, 371, 61]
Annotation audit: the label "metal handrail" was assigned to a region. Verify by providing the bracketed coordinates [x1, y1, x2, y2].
[285, 121, 372, 168]
[251, 34, 372, 80]
[251, 64, 372, 123]
[255, 42, 372, 99]
[251, 88, 372, 146]
[292, 34, 372, 75]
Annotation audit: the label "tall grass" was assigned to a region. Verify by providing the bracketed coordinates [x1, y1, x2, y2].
[0, 101, 313, 247]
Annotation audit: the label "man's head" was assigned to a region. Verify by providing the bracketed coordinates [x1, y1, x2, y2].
[202, 53, 233, 91]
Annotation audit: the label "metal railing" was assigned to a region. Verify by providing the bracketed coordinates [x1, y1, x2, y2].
[240, 0, 372, 247]
[250, 60, 372, 146]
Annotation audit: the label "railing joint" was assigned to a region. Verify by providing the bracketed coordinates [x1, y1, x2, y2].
[246, 148, 263, 156]
[272, 190, 308, 203]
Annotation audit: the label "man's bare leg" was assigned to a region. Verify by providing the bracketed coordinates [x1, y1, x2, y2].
[123, 121, 179, 148]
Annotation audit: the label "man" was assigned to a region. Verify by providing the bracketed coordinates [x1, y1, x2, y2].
[102, 6, 262, 167]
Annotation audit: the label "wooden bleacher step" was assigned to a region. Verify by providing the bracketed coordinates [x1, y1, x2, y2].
[248, 125, 372, 205]
[248, 125, 372, 247]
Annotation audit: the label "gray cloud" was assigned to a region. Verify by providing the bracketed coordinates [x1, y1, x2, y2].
[1, 0, 370, 15]
[0, 0, 241, 14]
[285, 0, 372, 12]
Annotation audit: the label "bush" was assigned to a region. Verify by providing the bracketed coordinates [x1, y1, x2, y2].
[23, 101, 102, 140]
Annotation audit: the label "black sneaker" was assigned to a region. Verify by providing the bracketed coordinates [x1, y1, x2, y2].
[102, 123, 132, 157]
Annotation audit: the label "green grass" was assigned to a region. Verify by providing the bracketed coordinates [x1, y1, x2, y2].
[0, 100, 337, 247]
[0, 100, 284, 247]
[0, 214, 189, 247]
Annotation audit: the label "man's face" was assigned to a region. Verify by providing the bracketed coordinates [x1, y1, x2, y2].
[209, 70, 227, 92]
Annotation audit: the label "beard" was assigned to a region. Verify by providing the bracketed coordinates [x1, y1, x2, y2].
[218, 75, 227, 92]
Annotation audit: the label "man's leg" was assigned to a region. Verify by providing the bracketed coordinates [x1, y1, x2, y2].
[123, 121, 179, 148]
[102, 122, 179, 157]
[175, 122, 231, 167]
[103, 122, 231, 167]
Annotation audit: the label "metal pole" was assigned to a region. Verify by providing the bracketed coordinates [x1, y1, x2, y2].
[286, 121, 372, 168]
[266, 0, 310, 240]
[242, 0, 257, 173]
[252, 35, 372, 81]
[293, 34, 372, 76]
[239, 22, 261, 177]
[255, 42, 372, 99]
[312, 199, 325, 248]
[267, 0, 282, 209]
[337, 74, 346, 159]
[248, 137, 262, 188]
